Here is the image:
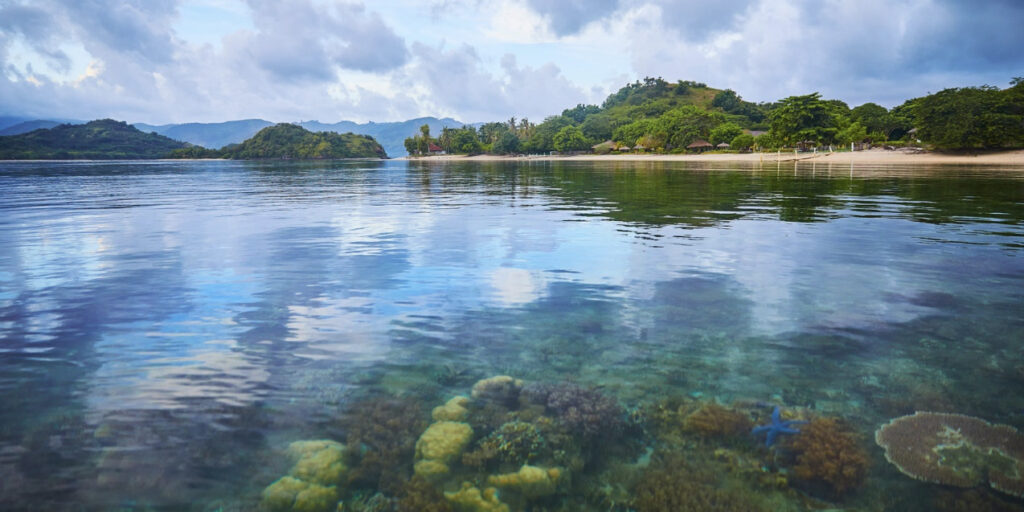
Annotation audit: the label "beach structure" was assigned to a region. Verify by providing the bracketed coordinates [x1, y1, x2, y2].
[428, 142, 445, 155]
[716, 142, 730, 150]
[687, 139, 713, 152]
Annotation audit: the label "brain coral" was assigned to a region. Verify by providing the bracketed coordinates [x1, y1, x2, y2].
[487, 464, 562, 497]
[286, 440, 348, 486]
[416, 421, 474, 463]
[261, 476, 338, 512]
[875, 412, 1024, 498]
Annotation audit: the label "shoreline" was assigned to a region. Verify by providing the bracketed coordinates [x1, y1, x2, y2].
[402, 148, 1024, 166]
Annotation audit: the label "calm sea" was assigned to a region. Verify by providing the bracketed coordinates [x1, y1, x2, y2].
[0, 160, 1022, 511]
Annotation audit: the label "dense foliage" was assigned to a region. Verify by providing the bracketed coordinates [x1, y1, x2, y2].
[213, 123, 387, 159]
[400, 76, 1022, 156]
[0, 119, 188, 159]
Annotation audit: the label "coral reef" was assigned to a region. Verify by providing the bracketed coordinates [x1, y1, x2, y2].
[789, 418, 868, 498]
[287, 440, 349, 486]
[751, 406, 807, 447]
[433, 396, 471, 422]
[631, 452, 768, 512]
[444, 482, 510, 512]
[682, 402, 753, 440]
[340, 396, 429, 492]
[487, 464, 563, 498]
[875, 411, 1024, 497]
[261, 476, 338, 512]
[396, 476, 453, 512]
[416, 421, 474, 463]
[524, 382, 625, 441]
[462, 421, 546, 470]
[934, 488, 1024, 512]
[471, 376, 523, 407]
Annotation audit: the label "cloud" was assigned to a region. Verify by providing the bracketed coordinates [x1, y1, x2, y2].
[524, 0, 620, 36]
[243, 0, 408, 81]
[407, 43, 591, 122]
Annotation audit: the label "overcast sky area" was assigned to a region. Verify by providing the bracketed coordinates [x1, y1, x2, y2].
[1, 0, 1022, 124]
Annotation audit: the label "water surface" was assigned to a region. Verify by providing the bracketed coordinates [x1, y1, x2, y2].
[0, 160, 1022, 511]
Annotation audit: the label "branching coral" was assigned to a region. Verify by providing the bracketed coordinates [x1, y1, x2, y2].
[790, 418, 868, 498]
[339, 396, 429, 492]
[631, 452, 768, 512]
[523, 382, 625, 441]
[462, 421, 547, 470]
[682, 403, 753, 440]
[396, 476, 453, 512]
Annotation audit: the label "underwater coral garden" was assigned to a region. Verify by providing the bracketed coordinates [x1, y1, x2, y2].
[253, 375, 1024, 512]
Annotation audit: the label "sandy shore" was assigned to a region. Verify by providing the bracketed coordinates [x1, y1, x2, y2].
[404, 148, 1024, 166]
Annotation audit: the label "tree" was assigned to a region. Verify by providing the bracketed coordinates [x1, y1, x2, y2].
[492, 131, 521, 155]
[836, 121, 868, 145]
[915, 86, 1023, 150]
[404, 136, 418, 156]
[730, 133, 755, 150]
[850, 103, 894, 139]
[553, 125, 590, 152]
[562, 104, 601, 124]
[449, 127, 482, 154]
[709, 122, 743, 145]
[768, 93, 844, 145]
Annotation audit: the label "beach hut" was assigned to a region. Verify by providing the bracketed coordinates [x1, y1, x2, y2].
[591, 140, 615, 154]
[716, 142, 730, 150]
[687, 139, 713, 152]
[616, 144, 632, 152]
[428, 143, 445, 155]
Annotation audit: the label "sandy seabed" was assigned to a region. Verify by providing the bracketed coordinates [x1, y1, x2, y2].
[404, 148, 1024, 166]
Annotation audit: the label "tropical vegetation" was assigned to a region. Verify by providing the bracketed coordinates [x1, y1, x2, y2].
[404, 77, 1024, 156]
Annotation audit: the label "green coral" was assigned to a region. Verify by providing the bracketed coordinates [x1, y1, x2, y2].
[464, 421, 546, 469]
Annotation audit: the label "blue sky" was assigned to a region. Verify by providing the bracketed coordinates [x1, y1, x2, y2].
[1, 0, 1022, 124]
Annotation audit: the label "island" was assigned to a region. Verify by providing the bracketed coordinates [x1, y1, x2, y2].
[0, 121, 388, 160]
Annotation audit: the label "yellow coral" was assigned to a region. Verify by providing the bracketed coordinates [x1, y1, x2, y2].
[261, 476, 339, 512]
[287, 440, 348, 486]
[487, 464, 562, 497]
[444, 482, 510, 512]
[432, 396, 471, 421]
[471, 376, 523, 401]
[416, 421, 473, 463]
[413, 459, 450, 481]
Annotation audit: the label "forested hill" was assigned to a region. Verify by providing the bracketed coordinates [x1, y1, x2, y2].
[406, 76, 1024, 155]
[186, 123, 387, 159]
[0, 119, 188, 159]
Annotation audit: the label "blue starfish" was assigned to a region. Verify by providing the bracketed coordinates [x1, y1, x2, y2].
[751, 406, 808, 447]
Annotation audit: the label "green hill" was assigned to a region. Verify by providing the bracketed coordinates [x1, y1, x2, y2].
[0, 119, 188, 159]
[209, 123, 387, 159]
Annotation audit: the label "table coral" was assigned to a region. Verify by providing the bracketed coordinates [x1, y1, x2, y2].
[875, 411, 1024, 498]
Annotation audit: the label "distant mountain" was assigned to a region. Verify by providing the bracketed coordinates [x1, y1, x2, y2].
[0, 119, 187, 159]
[190, 123, 386, 159]
[135, 119, 273, 150]
[299, 117, 465, 157]
[0, 117, 83, 133]
[0, 120, 63, 136]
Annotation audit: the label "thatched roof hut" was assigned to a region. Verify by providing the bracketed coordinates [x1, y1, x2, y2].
[687, 139, 713, 151]
[716, 142, 730, 149]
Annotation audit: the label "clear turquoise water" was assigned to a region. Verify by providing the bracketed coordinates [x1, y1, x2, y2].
[0, 159, 1022, 511]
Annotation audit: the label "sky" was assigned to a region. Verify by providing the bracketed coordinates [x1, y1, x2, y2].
[0, 0, 1022, 124]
